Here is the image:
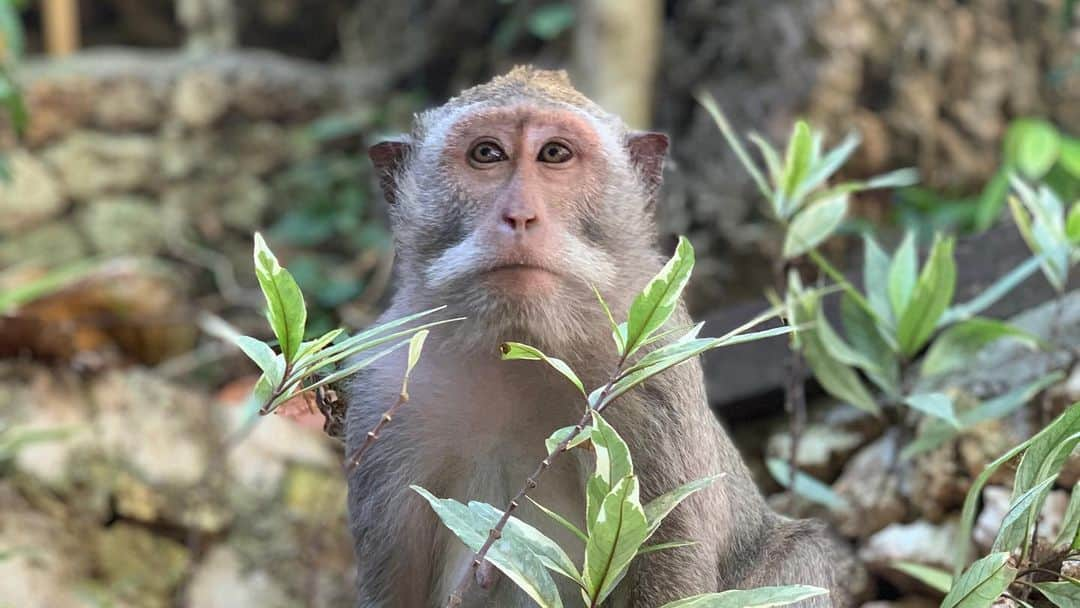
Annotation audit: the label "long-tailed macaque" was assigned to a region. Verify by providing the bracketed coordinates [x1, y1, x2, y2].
[343, 67, 853, 608]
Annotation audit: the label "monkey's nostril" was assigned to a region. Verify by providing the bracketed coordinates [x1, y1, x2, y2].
[502, 211, 538, 232]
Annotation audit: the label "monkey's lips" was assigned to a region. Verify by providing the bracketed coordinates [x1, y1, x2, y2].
[481, 263, 562, 295]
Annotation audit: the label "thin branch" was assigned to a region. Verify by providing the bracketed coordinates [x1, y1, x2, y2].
[343, 365, 415, 473]
[446, 353, 630, 607]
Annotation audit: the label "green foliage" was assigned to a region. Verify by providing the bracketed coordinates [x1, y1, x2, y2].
[765, 458, 849, 511]
[657, 586, 829, 608]
[697, 93, 917, 260]
[1007, 175, 1079, 293]
[415, 239, 818, 606]
[952, 404, 1080, 588]
[889, 562, 952, 594]
[0, 0, 27, 181]
[207, 234, 459, 421]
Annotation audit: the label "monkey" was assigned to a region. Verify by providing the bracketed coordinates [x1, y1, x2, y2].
[342, 66, 856, 608]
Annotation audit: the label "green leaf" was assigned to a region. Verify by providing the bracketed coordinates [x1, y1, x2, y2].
[583, 476, 649, 605]
[940, 256, 1042, 326]
[792, 132, 861, 204]
[636, 539, 697, 556]
[642, 474, 724, 540]
[526, 497, 587, 544]
[659, 585, 829, 608]
[292, 337, 414, 404]
[954, 405, 1080, 572]
[467, 500, 582, 585]
[863, 235, 896, 328]
[780, 121, 814, 215]
[1005, 118, 1061, 180]
[234, 336, 285, 385]
[904, 393, 960, 428]
[1033, 581, 1080, 608]
[253, 232, 307, 363]
[592, 284, 625, 355]
[864, 167, 921, 189]
[500, 342, 585, 395]
[973, 169, 1011, 232]
[410, 486, 566, 608]
[991, 476, 1057, 554]
[1056, 482, 1080, 549]
[295, 328, 344, 362]
[586, 412, 634, 532]
[840, 293, 900, 395]
[901, 373, 1063, 460]
[625, 236, 695, 355]
[544, 425, 591, 455]
[887, 231, 918, 320]
[816, 305, 881, 374]
[1013, 406, 1080, 498]
[697, 93, 774, 202]
[798, 298, 881, 415]
[891, 561, 952, 594]
[766, 458, 850, 511]
[748, 132, 784, 185]
[1067, 201, 1080, 243]
[1059, 136, 1080, 179]
[942, 552, 1016, 608]
[896, 234, 956, 356]
[921, 318, 1043, 377]
[782, 192, 849, 259]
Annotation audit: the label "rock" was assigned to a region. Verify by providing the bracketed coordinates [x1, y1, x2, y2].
[172, 70, 231, 128]
[158, 128, 214, 180]
[0, 504, 90, 608]
[21, 76, 96, 146]
[92, 369, 210, 487]
[766, 424, 868, 481]
[220, 175, 272, 231]
[185, 545, 291, 608]
[0, 151, 66, 234]
[79, 195, 165, 255]
[44, 132, 158, 199]
[7, 369, 95, 490]
[832, 431, 910, 538]
[96, 522, 190, 607]
[1063, 558, 1080, 578]
[283, 463, 347, 517]
[973, 485, 1070, 552]
[226, 122, 293, 176]
[859, 519, 957, 595]
[0, 221, 87, 267]
[91, 77, 164, 130]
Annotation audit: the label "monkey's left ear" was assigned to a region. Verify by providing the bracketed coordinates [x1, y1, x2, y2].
[627, 132, 669, 206]
[369, 139, 412, 204]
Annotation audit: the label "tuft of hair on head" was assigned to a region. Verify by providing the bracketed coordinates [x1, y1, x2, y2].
[436, 65, 609, 121]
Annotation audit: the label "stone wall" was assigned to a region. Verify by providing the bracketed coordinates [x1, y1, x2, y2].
[0, 48, 380, 271]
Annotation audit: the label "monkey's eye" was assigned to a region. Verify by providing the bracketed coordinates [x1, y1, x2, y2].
[538, 141, 573, 164]
[468, 140, 507, 164]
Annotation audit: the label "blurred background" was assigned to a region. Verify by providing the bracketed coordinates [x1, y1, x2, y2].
[0, 1, 1078, 607]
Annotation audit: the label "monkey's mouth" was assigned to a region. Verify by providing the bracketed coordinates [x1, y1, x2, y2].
[481, 263, 562, 293]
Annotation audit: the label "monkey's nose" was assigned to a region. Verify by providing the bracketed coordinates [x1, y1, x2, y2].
[502, 208, 538, 233]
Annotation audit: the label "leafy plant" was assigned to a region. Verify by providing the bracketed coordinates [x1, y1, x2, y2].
[0, 0, 27, 181]
[414, 238, 821, 607]
[1007, 174, 1080, 295]
[205, 233, 459, 427]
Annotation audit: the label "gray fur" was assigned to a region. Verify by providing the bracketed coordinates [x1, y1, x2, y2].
[344, 67, 853, 607]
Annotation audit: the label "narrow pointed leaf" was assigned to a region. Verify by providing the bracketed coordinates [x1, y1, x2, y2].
[766, 458, 849, 510]
[748, 132, 784, 184]
[697, 93, 773, 201]
[410, 486, 566, 608]
[863, 235, 896, 328]
[896, 235, 956, 355]
[991, 476, 1057, 554]
[544, 425, 591, 455]
[659, 585, 829, 608]
[637, 540, 697, 556]
[467, 500, 582, 584]
[780, 121, 814, 214]
[782, 192, 848, 259]
[1056, 482, 1080, 548]
[792, 132, 860, 204]
[904, 393, 960, 428]
[922, 318, 1043, 377]
[500, 342, 585, 395]
[940, 257, 1041, 326]
[583, 476, 649, 605]
[887, 231, 918, 319]
[295, 328, 344, 362]
[643, 474, 724, 539]
[526, 496, 588, 543]
[941, 552, 1016, 608]
[816, 305, 881, 374]
[625, 236, 695, 355]
[891, 562, 952, 594]
[253, 232, 307, 363]
[1033, 581, 1080, 608]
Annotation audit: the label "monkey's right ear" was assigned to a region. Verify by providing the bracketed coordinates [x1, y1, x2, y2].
[369, 139, 412, 204]
[627, 132, 669, 206]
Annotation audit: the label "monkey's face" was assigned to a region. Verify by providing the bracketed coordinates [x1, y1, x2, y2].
[371, 100, 668, 347]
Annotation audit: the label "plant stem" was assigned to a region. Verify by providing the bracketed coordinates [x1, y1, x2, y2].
[343, 366, 415, 473]
[446, 354, 629, 607]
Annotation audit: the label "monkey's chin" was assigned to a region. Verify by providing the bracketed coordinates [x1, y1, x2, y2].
[481, 266, 561, 297]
